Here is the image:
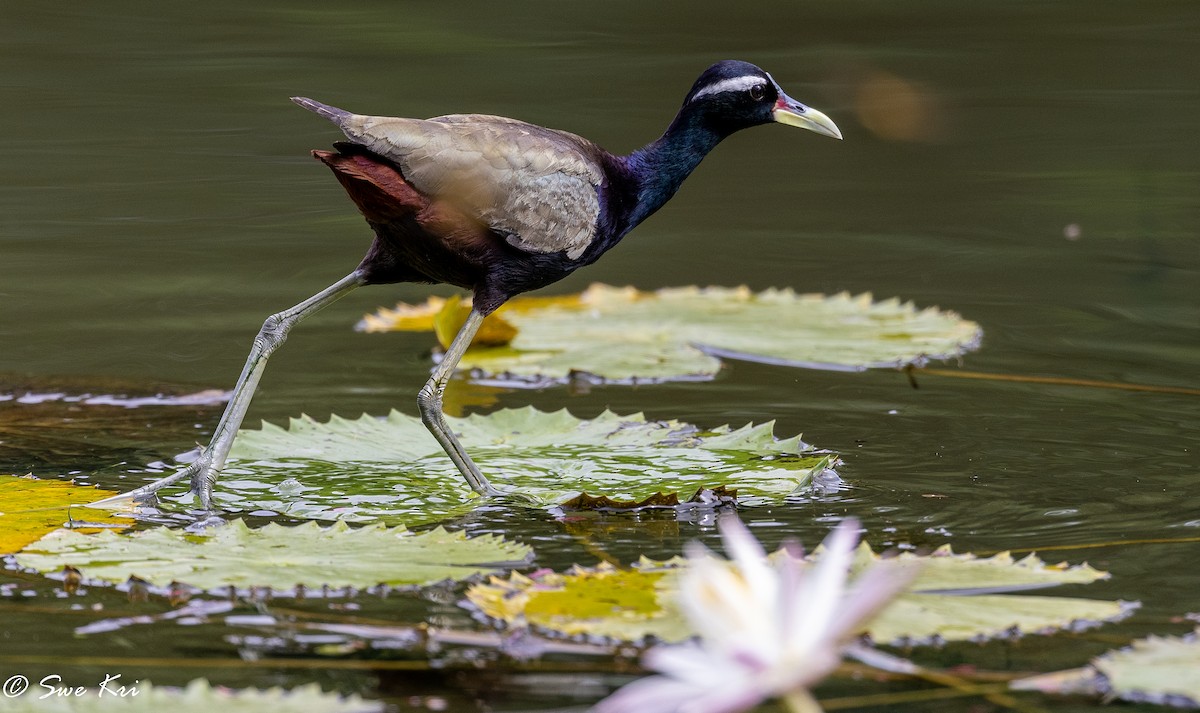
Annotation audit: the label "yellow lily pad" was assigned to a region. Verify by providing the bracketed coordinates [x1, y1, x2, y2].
[467, 562, 692, 643]
[0, 474, 133, 554]
[358, 291, 582, 347]
[433, 294, 518, 348]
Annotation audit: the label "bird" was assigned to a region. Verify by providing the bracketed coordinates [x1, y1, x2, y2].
[105, 60, 842, 509]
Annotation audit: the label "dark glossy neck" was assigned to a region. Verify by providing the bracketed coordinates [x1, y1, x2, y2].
[622, 110, 725, 230]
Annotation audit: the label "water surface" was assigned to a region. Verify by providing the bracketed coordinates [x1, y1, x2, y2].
[2, 2, 1198, 710]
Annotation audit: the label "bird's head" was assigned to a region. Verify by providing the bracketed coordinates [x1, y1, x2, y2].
[682, 60, 842, 140]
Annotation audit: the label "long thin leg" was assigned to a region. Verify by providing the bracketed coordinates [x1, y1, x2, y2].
[93, 271, 366, 509]
[417, 307, 502, 497]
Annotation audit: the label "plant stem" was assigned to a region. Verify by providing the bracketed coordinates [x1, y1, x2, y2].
[783, 689, 824, 713]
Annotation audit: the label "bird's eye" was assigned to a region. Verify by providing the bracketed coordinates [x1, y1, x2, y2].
[749, 84, 766, 101]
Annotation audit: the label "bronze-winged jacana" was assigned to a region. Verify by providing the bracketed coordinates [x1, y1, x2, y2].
[108, 60, 842, 509]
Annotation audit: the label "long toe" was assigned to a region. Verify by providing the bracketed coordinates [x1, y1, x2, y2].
[89, 461, 202, 508]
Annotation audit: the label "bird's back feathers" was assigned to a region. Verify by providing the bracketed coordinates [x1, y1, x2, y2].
[293, 98, 604, 260]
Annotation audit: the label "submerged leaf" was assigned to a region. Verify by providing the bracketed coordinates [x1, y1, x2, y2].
[135, 407, 831, 525]
[360, 284, 982, 384]
[0, 475, 132, 554]
[0, 679, 380, 712]
[467, 544, 1130, 646]
[14, 519, 530, 590]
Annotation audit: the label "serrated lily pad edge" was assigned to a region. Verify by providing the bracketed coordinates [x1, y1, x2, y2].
[14, 519, 533, 596]
[1011, 628, 1200, 707]
[408, 285, 986, 388]
[225, 406, 837, 513]
[1095, 629, 1200, 707]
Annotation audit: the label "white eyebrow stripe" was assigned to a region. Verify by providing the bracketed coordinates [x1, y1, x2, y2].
[690, 75, 766, 102]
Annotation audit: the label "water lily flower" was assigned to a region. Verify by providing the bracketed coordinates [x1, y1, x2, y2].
[594, 516, 918, 713]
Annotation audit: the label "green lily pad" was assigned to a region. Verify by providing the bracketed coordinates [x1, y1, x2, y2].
[0, 679, 379, 712]
[1097, 630, 1200, 706]
[466, 545, 1130, 646]
[1013, 629, 1200, 707]
[851, 543, 1110, 593]
[868, 592, 1128, 645]
[360, 284, 983, 385]
[150, 407, 831, 525]
[14, 519, 530, 591]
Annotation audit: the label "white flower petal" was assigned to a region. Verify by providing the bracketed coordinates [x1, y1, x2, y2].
[717, 515, 774, 597]
[597, 515, 913, 713]
[785, 519, 859, 651]
[678, 556, 761, 652]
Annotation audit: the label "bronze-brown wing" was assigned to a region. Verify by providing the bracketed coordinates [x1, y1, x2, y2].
[329, 110, 604, 260]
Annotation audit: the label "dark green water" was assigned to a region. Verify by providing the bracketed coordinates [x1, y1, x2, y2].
[2, 2, 1198, 711]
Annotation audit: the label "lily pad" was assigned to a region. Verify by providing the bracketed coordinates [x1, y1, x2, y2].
[1013, 629, 1200, 707]
[0, 475, 133, 554]
[466, 544, 1131, 646]
[850, 543, 1110, 594]
[138, 407, 831, 525]
[0, 679, 379, 712]
[1097, 630, 1200, 706]
[14, 519, 531, 591]
[468, 563, 693, 643]
[359, 284, 982, 385]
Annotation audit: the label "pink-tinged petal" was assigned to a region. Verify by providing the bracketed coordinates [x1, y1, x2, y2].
[645, 643, 732, 684]
[593, 675, 712, 713]
[826, 560, 921, 642]
[595, 673, 767, 713]
[778, 538, 806, 561]
[677, 684, 771, 713]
